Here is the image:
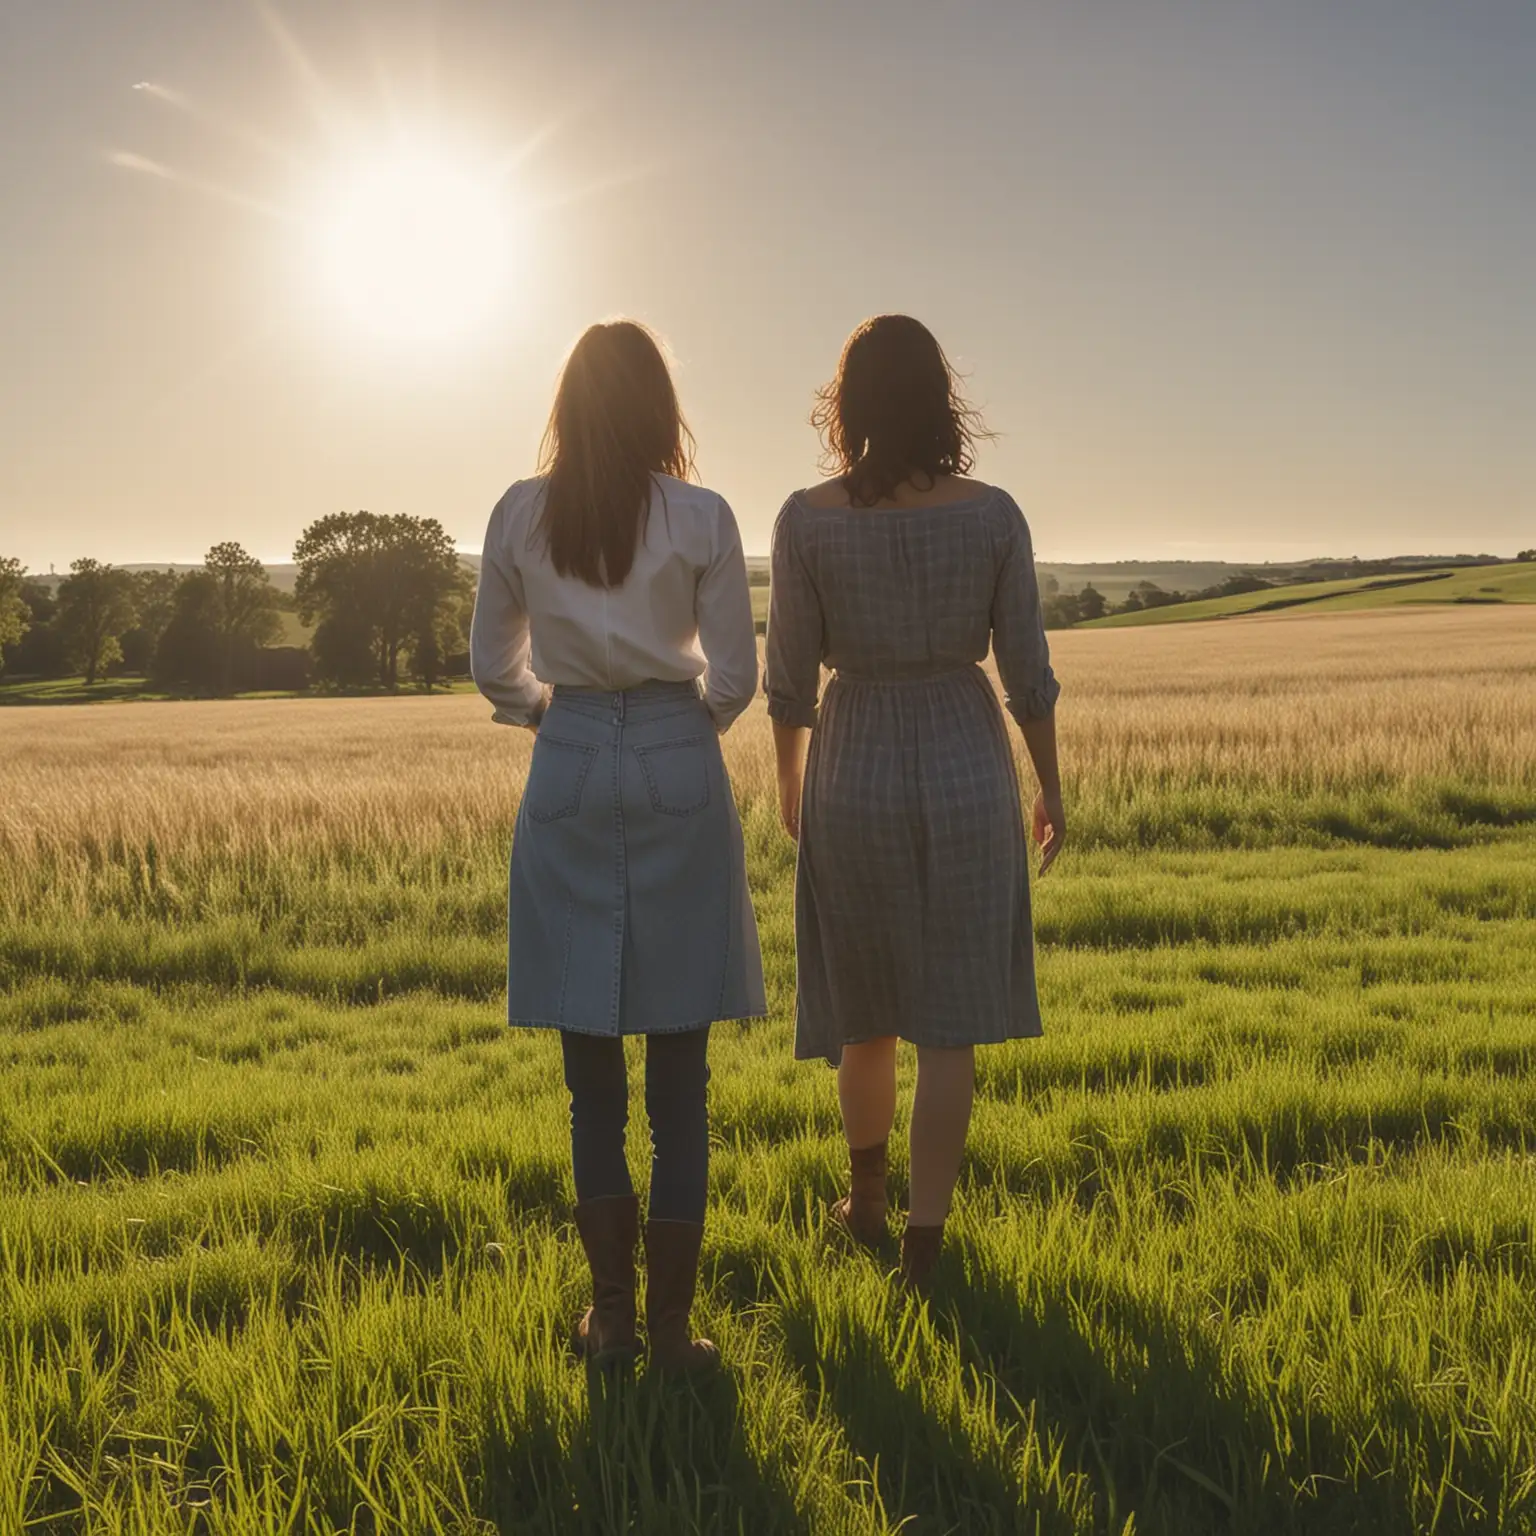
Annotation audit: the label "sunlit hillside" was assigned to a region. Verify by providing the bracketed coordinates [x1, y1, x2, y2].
[1084, 561, 1536, 628]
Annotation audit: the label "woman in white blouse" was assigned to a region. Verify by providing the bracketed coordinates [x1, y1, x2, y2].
[471, 320, 766, 1373]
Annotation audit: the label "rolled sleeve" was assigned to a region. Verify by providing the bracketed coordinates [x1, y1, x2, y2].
[764, 498, 824, 728]
[697, 496, 758, 732]
[991, 496, 1061, 727]
[470, 498, 547, 727]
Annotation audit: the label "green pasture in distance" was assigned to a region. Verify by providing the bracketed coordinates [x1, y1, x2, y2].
[1083, 561, 1536, 629]
[275, 606, 313, 647]
[1315, 561, 1536, 611]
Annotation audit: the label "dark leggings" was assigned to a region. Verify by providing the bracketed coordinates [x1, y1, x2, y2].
[560, 1027, 711, 1224]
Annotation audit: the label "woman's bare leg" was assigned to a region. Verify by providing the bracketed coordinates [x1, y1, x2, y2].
[837, 1035, 899, 1150]
[908, 1045, 975, 1227]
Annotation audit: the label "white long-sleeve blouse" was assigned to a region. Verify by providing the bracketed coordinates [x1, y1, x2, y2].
[470, 474, 759, 732]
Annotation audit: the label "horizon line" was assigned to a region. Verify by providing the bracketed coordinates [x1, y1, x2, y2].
[16, 545, 1525, 573]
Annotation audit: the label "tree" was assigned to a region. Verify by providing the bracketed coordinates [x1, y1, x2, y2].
[310, 608, 378, 689]
[407, 563, 474, 691]
[295, 512, 464, 691]
[55, 558, 137, 685]
[120, 568, 180, 674]
[1517, 549, 1535, 563]
[4, 578, 65, 677]
[1135, 582, 1182, 610]
[407, 611, 452, 692]
[1212, 574, 1271, 599]
[0, 557, 29, 672]
[150, 546, 282, 695]
[1041, 591, 1082, 629]
[1076, 584, 1108, 622]
[152, 572, 220, 692]
[205, 542, 281, 694]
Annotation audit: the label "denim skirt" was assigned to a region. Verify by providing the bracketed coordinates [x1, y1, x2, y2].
[506, 680, 767, 1036]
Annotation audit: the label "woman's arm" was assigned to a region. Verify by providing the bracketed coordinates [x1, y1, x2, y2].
[1018, 713, 1065, 874]
[696, 497, 758, 732]
[763, 500, 824, 841]
[469, 496, 547, 730]
[991, 496, 1065, 872]
[773, 720, 810, 842]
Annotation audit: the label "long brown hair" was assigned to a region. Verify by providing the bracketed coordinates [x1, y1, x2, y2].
[811, 315, 990, 507]
[536, 320, 695, 587]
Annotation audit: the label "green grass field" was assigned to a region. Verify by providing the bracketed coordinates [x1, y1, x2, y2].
[1084, 561, 1536, 628]
[3, 608, 1536, 1533]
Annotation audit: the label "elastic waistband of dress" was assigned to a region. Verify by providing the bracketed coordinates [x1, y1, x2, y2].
[831, 663, 983, 687]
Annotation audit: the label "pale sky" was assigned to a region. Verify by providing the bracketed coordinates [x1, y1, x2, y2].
[1, 0, 1532, 570]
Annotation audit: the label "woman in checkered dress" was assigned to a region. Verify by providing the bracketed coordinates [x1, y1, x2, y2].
[765, 315, 1065, 1289]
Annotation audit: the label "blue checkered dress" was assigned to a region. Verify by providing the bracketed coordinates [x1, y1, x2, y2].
[764, 487, 1060, 1064]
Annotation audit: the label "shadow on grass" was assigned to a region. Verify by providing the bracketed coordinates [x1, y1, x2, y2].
[483, 1367, 806, 1535]
[0, 677, 164, 705]
[947, 1258, 1506, 1536]
[776, 1288, 1089, 1536]
[280, 1169, 567, 1299]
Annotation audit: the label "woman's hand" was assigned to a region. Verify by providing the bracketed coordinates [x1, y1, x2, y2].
[1032, 790, 1065, 875]
[519, 685, 554, 734]
[778, 774, 803, 843]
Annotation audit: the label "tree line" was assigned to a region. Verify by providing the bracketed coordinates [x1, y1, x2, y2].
[1040, 575, 1199, 628]
[1042, 571, 1309, 628]
[6, 534, 1530, 682]
[0, 513, 472, 694]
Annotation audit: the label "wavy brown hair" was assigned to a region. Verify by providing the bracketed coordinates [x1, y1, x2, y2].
[811, 315, 990, 507]
[536, 320, 696, 587]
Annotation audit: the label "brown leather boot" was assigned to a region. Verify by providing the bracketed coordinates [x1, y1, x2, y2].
[830, 1139, 888, 1247]
[900, 1222, 944, 1294]
[643, 1219, 719, 1372]
[572, 1195, 640, 1365]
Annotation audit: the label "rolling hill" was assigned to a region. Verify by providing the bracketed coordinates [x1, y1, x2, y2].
[1083, 561, 1536, 627]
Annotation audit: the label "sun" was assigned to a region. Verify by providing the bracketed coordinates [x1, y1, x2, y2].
[310, 148, 516, 343]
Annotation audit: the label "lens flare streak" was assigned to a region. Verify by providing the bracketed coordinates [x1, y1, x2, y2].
[106, 151, 292, 220]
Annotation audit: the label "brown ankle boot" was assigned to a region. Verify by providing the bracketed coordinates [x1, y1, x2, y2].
[643, 1219, 719, 1372]
[830, 1139, 888, 1247]
[900, 1222, 944, 1294]
[572, 1195, 640, 1365]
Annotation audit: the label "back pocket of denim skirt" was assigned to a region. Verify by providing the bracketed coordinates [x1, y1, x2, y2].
[634, 735, 712, 817]
[524, 738, 599, 823]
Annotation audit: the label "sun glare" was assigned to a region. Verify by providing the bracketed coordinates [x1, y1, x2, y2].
[310, 149, 515, 342]
[115, 15, 571, 353]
